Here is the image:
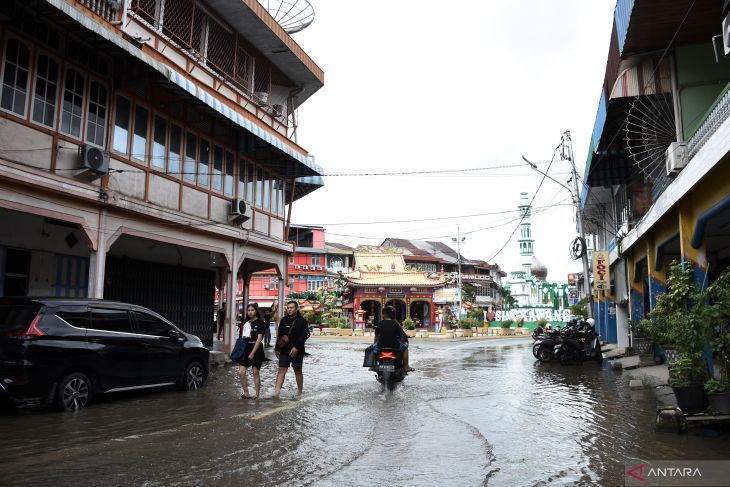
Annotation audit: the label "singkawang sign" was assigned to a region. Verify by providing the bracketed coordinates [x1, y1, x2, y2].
[593, 251, 610, 290]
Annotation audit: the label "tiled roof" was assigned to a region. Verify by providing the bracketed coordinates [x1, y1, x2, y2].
[345, 248, 446, 287]
[325, 242, 353, 251]
[346, 271, 446, 287]
[382, 238, 504, 273]
[382, 238, 460, 263]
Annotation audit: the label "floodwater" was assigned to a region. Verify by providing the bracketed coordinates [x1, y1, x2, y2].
[1, 338, 730, 486]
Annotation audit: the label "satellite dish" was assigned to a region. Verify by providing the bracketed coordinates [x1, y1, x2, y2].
[258, 0, 315, 34]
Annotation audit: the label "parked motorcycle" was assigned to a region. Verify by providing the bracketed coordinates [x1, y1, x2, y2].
[375, 348, 405, 390]
[532, 327, 563, 362]
[553, 321, 603, 365]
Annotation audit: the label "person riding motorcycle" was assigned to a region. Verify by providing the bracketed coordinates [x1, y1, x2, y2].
[373, 305, 414, 374]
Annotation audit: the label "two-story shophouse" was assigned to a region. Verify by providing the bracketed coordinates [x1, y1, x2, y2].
[247, 225, 354, 308]
[0, 0, 325, 348]
[581, 0, 730, 346]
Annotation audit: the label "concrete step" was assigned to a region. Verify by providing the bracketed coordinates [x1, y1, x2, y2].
[209, 350, 231, 367]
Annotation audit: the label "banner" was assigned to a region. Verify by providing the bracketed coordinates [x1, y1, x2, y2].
[593, 250, 610, 290]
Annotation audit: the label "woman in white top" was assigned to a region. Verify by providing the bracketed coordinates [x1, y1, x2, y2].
[237, 303, 267, 399]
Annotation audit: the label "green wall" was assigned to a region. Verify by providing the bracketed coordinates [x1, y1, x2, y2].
[676, 43, 730, 140]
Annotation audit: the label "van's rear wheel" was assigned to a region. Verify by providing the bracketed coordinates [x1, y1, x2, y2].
[56, 372, 92, 411]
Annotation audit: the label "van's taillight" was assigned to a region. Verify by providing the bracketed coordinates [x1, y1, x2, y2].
[6, 315, 43, 339]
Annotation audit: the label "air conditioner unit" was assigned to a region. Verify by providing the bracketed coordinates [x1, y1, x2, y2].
[77, 144, 109, 176]
[665, 142, 688, 175]
[302, 265, 309, 270]
[294, 265, 301, 270]
[229, 198, 252, 223]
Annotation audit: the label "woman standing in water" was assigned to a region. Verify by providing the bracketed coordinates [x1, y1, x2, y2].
[238, 303, 267, 399]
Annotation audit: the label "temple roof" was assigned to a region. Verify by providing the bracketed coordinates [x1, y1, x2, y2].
[344, 248, 446, 287]
[345, 271, 446, 287]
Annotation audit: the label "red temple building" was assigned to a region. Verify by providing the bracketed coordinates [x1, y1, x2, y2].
[342, 246, 446, 328]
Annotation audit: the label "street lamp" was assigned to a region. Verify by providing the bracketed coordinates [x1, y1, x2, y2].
[452, 228, 465, 322]
[522, 130, 593, 318]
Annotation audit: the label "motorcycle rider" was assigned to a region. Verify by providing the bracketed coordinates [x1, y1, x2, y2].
[373, 305, 414, 373]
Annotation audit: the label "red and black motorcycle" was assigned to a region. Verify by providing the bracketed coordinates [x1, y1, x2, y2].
[375, 347, 405, 390]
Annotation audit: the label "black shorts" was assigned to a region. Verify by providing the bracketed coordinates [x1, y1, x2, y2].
[238, 344, 265, 369]
[278, 351, 304, 369]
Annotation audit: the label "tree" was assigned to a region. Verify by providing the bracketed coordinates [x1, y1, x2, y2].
[500, 286, 517, 310]
[569, 298, 588, 318]
[461, 283, 476, 304]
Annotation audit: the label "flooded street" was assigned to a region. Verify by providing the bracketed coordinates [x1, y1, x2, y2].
[2, 337, 730, 486]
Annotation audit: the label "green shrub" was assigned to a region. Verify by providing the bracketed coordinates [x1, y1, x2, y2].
[536, 318, 548, 326]
[500, 319, 514, 329]
[402, 318, 415, 330]
[704, 378, 727, 395]
[458, 317, 480, 329]
[467, 309, 483, 320]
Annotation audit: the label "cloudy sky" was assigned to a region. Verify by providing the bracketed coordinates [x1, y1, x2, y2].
[289, 0, 616, 281]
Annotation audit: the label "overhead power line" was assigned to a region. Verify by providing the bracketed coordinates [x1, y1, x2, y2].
[300, 202, 573, 226]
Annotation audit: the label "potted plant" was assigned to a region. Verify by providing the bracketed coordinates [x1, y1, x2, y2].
[458, 317, 478, 337]
[651, 262, 712, 413]
[704, 267, 730, 413]
[704, 378, 730, 414]
[669, 353, 708, 414]
[629, 319, 653, 361]
[499, 319, 514, 336]
[402, 318, 417, 337]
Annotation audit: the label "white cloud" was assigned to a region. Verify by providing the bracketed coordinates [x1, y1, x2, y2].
[290, 0, 616, 281]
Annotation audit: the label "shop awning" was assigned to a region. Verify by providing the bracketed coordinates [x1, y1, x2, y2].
[165, 69, 323, 176]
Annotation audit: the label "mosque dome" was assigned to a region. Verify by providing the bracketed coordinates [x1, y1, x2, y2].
[531, 256, 548, 280]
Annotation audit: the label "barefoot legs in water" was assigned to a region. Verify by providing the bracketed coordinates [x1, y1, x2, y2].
[239, 365, 252, 398]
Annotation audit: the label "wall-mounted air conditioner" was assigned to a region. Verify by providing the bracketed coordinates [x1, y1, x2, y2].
[77, 144, 109, 176]
[665, 142, 688, 175]
[294, 265, 301, 270]
[302, 265, 309, 270]
[229, 198, 252, 224]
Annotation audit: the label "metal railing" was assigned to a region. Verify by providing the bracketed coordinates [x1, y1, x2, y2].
[688, 85, 730, 160]
[129, 0, 294, 128]
[77, 0, 122, 23]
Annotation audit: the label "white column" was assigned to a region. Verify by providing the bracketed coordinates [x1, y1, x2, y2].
[87, 209, 107, 298]
[224, 243, 238, 352]
[277, 277, 285, 317]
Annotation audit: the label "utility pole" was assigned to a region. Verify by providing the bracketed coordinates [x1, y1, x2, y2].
[563, 130, 593, 319]
[453, 228, 465, 321]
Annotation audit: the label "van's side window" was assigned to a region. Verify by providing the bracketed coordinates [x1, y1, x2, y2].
[132, 311, 172, 337]
[56, 308, 90, 328]
[89, 308, 133, 333]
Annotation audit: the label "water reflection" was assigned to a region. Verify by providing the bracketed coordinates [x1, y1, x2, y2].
[1, 338, 730, 486]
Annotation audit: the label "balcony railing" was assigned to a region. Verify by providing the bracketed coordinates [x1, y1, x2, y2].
[688, 84, 730, 160]
[128, 0, 294, 127]
[77, 0, 122, 23]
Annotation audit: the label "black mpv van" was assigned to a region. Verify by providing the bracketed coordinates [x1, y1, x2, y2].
[0, 298, 209, 411]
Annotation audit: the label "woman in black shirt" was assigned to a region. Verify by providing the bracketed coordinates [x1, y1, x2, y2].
[238, 303, 267, 399]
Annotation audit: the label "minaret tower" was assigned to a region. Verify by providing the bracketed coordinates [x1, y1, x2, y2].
[518, 192, 534, 276]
